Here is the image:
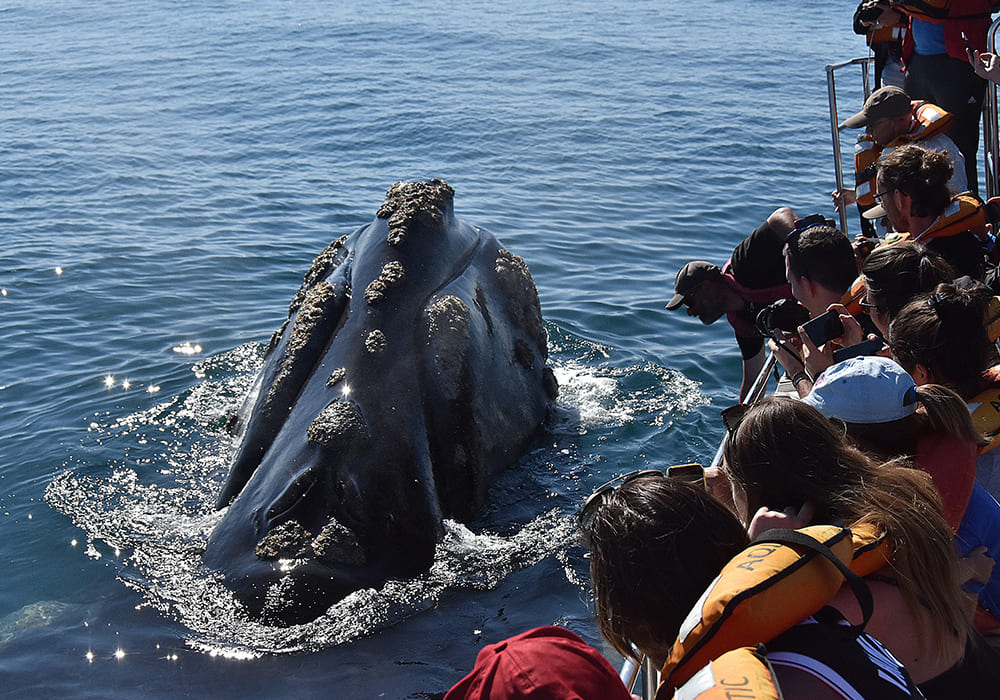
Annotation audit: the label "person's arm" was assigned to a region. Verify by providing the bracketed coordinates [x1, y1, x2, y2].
[747, 502, 816, 538]
[767, 335, 812, 396]
[832, 188, 857, 212]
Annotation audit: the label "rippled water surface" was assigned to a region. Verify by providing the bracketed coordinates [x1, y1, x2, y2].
[4, 1, 866, 696]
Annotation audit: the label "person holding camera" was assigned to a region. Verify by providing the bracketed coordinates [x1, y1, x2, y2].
[854, 0, 908, 88]
[785, 219, 861, 318]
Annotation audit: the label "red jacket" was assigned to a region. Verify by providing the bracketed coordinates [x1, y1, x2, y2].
[899, 0, 993, 63]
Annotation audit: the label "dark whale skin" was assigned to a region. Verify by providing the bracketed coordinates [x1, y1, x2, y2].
[203, 180, 557, 624]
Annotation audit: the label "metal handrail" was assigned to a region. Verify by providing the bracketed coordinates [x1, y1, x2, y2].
[826, 56, 874, 237]
[985, 18, 1000, 199]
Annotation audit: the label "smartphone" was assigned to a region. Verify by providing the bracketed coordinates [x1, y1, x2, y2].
[802, 309, 845, 347]
[666, 463, 706, 490]
[963, 32, 973, 53]
[832, 338, 884, 363]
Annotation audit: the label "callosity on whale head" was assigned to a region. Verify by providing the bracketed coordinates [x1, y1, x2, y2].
[203, 179, 558, 624]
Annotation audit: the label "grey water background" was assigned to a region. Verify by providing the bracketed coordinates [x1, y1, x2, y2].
[4, 0, 869, 696]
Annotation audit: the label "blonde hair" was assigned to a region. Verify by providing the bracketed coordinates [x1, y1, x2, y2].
[725, 397, 971, 661]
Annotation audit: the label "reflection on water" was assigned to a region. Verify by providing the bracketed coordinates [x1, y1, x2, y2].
[44, 327, 707, 656]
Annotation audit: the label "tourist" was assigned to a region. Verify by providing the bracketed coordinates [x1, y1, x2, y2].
[444, 626, 635, 700]
[889, 282, 1000, 499]
[859, 240, 956, 337]
[800, 356, 1000, 633]
[867, 144, 989, 280]
[834, 86, 966, 223]
[784, 220, 860, 318]
[579, 473, 925, 698]
[802, 357, 981, 529]
[853, 0, 907, 88]
[723, 397, 998, 695]
[893, 0, 991, 193]
[665, 208, 795, 400]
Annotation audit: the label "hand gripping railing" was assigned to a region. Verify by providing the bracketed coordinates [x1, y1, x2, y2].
[826, 57, 874, 237]
[984, 18, 1000, 200]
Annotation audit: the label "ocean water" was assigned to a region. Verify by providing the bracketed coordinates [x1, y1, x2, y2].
[3, 1, 870, 696]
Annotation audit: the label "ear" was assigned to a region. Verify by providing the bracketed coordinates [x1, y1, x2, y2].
[894, 189, 912, 216]
[910, 362, 932, 385]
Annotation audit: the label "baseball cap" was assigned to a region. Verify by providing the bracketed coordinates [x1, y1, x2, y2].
[444, 626, 632, 700]
[801, 356, 918, 424]
[665, 261, 721, 310]
[862, 204, 887, 220]
[840, 86, 911, 129]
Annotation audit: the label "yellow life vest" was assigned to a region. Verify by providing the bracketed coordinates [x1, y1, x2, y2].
[656, 524, 889, 694]
[854, 101, 953, 207]
[665, 646, 781, 700]
[969, 365, 1000, 455]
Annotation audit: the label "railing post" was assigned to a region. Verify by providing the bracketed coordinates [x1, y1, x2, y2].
[985, 18, 1000, 199]
[826, 57, 873, 238]
[643, 656, 659, 699]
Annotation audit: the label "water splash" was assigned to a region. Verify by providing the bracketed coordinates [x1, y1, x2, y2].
[45, 329, 705, 655]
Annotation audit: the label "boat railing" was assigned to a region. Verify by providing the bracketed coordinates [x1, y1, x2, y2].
[984, 17, 1000, 200]
[826, 56, 874, 237]
[618, 352, 778, 698]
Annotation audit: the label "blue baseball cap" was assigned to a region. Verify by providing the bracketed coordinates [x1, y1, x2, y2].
[802, 356, 918, 424]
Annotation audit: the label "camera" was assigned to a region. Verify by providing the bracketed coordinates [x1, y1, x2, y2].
[857, 1, 883, 24]
[755, 298, 810, 339]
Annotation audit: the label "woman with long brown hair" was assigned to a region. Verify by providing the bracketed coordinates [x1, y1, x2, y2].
[724, 396, 995, 695]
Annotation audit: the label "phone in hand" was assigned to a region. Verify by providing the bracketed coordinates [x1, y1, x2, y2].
[801, 309, 845, 347]
[832, 338, 884, 363]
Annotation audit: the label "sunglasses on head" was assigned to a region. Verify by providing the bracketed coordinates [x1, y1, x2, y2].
[577, 464, 706, 530]
[786, 214, 833, 241]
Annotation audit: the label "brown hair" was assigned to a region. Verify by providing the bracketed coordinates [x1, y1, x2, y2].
[861, 241, 954, 319]
[580, 477, 749, 662]
[890, 282, 996, 400]
[724, 396, 970, 659]
[785, 224, 859, 295]
[843, 383, 986, 458]
[877, 144, 952, 218]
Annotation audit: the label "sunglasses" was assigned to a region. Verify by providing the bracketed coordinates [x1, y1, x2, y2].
[721, 403, 751, 436]
[871, 189, 893, 205]
[858, 292, 883, 314]
[786, 214, 832, 241]
[577, 464, 706, 530]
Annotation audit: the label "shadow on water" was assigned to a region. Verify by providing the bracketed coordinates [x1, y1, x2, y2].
[40, 320, 708, 664]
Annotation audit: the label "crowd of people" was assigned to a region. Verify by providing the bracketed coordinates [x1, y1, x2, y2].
[442, 2, 1000, 699]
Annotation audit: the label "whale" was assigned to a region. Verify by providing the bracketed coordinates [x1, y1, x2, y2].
[203, 179, 558, 624]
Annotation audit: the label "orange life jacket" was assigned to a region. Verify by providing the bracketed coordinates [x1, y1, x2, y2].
[867, 24, 906, 46]
[854, 101, 953, 208]
[657, 524, 890, 694]
[842, 194, 987, 316]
